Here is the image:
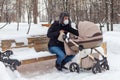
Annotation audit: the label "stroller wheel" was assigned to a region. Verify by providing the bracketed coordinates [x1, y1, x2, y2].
[92, 63, 101, 74]
[69, 62, 80, 73]
[101, 57, 110, 70]
[101, 63, 110, 70]
[105, 64, 109, 70]
[4, 50, 13, 57]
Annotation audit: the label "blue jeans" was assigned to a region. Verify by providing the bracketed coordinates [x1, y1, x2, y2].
[49, 46, 75, 65]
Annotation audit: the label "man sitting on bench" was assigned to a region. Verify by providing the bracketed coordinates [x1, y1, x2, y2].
[47, 12, 78, 71]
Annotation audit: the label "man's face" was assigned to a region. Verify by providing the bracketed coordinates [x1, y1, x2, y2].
[62, 16, 69, 25]
[63, 16, 69, 21]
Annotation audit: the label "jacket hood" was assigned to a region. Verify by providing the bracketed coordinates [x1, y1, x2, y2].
[59, 12, 71, 25]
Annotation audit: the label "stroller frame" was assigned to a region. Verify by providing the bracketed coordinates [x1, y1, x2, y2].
[58, 21, 109, 74]
[68, 38, 109, 74]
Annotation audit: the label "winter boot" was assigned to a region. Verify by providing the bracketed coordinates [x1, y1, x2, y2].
[55, 61, 62, 71]
[61, 61, 68, 70]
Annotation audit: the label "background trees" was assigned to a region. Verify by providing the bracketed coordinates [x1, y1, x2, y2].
[0, 0, 120, 31]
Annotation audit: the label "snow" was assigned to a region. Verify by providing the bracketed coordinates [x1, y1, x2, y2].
[0, 23, 48, 40]
[103, 32, 120, 54]
[0, 62, 12, 80]
[10, 48, 55, 61]
[0, 23, 120, 80]
[24, 25, 120, 80]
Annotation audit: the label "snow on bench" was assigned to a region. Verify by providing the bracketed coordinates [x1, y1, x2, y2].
[1, 34, 55, 65]
[10, 47, 56, 65]
[1, 35, 49, 52]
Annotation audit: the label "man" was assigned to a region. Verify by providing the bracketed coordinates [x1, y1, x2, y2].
[47, 12, 78, 71]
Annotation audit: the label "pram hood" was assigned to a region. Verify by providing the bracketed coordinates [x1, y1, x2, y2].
[72, 21, 103, 49]
[77, 21, 102, 41]
[64, 21, 103, 55]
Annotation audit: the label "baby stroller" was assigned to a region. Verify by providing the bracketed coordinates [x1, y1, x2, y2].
[61, 21, 109, 74]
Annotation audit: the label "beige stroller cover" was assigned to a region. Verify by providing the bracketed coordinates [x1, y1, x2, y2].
[64, 21, 103, 55]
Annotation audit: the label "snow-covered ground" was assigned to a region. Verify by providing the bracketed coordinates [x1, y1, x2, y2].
[27, 32, 120, 80]
[0, 23, 120, 80]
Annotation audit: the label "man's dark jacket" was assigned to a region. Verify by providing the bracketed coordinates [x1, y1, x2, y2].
[47, 21, 79, 48]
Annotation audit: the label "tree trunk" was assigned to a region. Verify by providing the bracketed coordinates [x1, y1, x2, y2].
[110, 0, 114, 31]
[16, 0, 22, 30]
[0, 0, 5, 22]
[33, 0, 38, 24]
[105, 1, 109, 31]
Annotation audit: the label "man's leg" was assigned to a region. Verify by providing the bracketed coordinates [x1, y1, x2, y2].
[61, 55, 75, 66]
[60, 47, 75, 69]
[49, 46, 66, 70]
[64, 55, 75, 63]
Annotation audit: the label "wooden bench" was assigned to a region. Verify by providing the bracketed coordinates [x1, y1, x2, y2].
[0, 36, 107, 66]
[41, 24, 51, 27]
[20, 42, 107, 65]
[1, 35, 49, 52]
[21, 55, 56, 65]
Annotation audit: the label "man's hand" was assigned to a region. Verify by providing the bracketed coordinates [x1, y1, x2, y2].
[63, 33, 70, 43]
[60, 30, 65, 33]
[62, 34, 67, 41]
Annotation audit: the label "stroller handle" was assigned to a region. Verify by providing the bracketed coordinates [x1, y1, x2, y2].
[69, 39, 79, 47]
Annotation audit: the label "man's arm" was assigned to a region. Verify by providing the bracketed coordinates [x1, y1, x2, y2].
[47, 22, 60, 39]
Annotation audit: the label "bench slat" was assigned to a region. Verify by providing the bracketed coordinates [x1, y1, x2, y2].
[21, 55, 56, 65]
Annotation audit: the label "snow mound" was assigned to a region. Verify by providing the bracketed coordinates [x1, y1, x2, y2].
[103, 32, 120, 54]
[0, 62, 12, 80]
[0, 61, 28, 80]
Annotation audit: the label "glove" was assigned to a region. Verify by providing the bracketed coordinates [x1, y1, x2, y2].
[62, 34, 67, 41]
[63, 33, 70, 42]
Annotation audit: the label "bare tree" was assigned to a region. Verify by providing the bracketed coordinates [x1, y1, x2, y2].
[26, 0, 33, 34]
[0, 0, 5, 22]
[110, 0, 114, 31]
[16, 0, 22, 31]
[105, 0, 110, 31]
[33, 0, 38, 24]
[0, 0, 120, 31]
[0, 0, 10, 29]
